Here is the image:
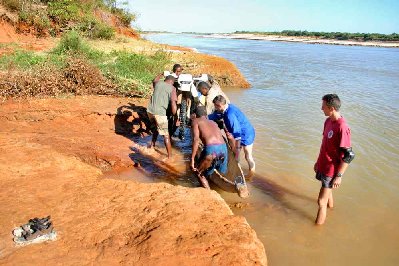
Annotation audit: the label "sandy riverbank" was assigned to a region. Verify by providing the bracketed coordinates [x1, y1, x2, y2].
[204, 33, 399, 48]
[0, 96, 267, 265]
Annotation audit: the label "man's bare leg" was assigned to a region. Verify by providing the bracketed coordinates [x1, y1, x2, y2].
[243, 144, 255, 176]
[197, 173, 210, 189]
[149, 131, 159, 149]
[195, 155, 213, 189]
[315, 187, 332, 225]
[164, 135, 173, 160]
[328, 191, 334, 208]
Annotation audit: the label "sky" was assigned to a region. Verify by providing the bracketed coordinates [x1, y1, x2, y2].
[125, 0, 399, 34]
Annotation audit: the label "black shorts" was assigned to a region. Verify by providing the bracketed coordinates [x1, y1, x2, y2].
[316, 172, 333, 188]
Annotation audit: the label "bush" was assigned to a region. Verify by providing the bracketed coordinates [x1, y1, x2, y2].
[52, 31, 109, 64]
[62, 57, 115, 95]
[103, 0, 136, 26]
[110, 6, 136, 27]
[1, 0, 21, 12]
[0, 58, 116, 100]
[75, 18, 96, 35]
[0, 65, 63, 100]
[48, 0, 79, 24]
[91, 22, 115, 39]
[33, 13, 51, 31]
[52, 30, 90, 54]
[76, 18, 115, 40]
[17, 8, 51, 36]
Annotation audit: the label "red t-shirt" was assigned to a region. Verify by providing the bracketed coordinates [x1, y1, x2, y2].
[316, 117, 351, 177]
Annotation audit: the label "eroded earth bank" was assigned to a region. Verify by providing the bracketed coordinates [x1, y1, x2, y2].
[0, 96, 267, 265]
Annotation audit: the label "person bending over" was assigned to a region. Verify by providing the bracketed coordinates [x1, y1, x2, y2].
[191, 106, 228, 189]
[209, 95, 256, 176]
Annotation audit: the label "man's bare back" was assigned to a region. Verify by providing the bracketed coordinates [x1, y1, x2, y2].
[191, 113, 228, 189]
[193, 117, 225, 146]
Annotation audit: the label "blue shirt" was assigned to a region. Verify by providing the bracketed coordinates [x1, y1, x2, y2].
[209, 104, 255, 146]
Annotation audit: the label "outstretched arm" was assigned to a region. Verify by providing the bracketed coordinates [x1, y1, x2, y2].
[224, 128, 240, 159]
[224, 114, 242, 160]
[170, 87, 177, 115]
[191, 121, 200, 170]
[152, 73, 163, 88]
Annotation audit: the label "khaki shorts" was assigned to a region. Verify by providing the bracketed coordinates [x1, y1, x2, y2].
[148, 113, 169, 136]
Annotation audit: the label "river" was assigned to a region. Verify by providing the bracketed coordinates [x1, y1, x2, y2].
[138, 33, 399, 265]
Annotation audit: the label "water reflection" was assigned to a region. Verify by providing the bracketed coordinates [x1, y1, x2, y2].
[247, 174, 315, 221]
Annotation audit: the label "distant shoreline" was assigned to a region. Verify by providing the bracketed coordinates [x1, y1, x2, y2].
[202, 33, 399, 48]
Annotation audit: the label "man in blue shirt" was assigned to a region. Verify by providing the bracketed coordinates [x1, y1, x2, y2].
[209, 95, 256, 176]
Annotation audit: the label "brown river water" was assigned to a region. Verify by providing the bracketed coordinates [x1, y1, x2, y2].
[111, 34, 399, 265]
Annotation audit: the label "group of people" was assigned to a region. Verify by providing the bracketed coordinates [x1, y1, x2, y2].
[146, 64, 354, 225]
[146, 64, 256, 182]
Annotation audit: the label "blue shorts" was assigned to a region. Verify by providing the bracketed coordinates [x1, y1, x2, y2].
[199, 143, 228, 177]
[315, 172, 333, 188]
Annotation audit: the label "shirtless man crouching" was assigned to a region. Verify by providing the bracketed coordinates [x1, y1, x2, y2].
[191, 106, 228, 189]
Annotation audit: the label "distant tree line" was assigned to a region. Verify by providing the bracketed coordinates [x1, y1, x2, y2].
[234, 30, 399, 42]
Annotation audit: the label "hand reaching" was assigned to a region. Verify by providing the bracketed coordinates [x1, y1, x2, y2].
[191, 160, 198, 172]
[332, 176, 342, 188]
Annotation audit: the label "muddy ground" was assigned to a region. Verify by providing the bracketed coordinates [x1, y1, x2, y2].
[0, 96, 267, 265]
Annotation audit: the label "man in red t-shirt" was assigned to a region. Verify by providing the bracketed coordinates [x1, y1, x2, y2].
[314, 94, 355, 225]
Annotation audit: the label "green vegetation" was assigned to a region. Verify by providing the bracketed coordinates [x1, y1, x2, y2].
[0, 1, 155, 99]
[106, 0, 136, 27]
[0, 0, 136, 39]
[79, 19, 115, 39]
[0, 32, 170, 99]
[52, 30, 91, 54]
[234, 30, 399, 42]
[0, 50, 47, 69]
[47, 0, 80, 24]
[0, 42, 20, 49]
[101, 50, 170, 96]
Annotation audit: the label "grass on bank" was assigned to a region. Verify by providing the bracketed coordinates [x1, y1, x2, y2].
[0, 31, 171, 99]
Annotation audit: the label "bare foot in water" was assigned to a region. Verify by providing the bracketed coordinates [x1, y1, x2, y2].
[146, 147, 156, 155]
[161, 157, 174, 163]
[245, 170, 255, 180]
[198, 176, 210, 189]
